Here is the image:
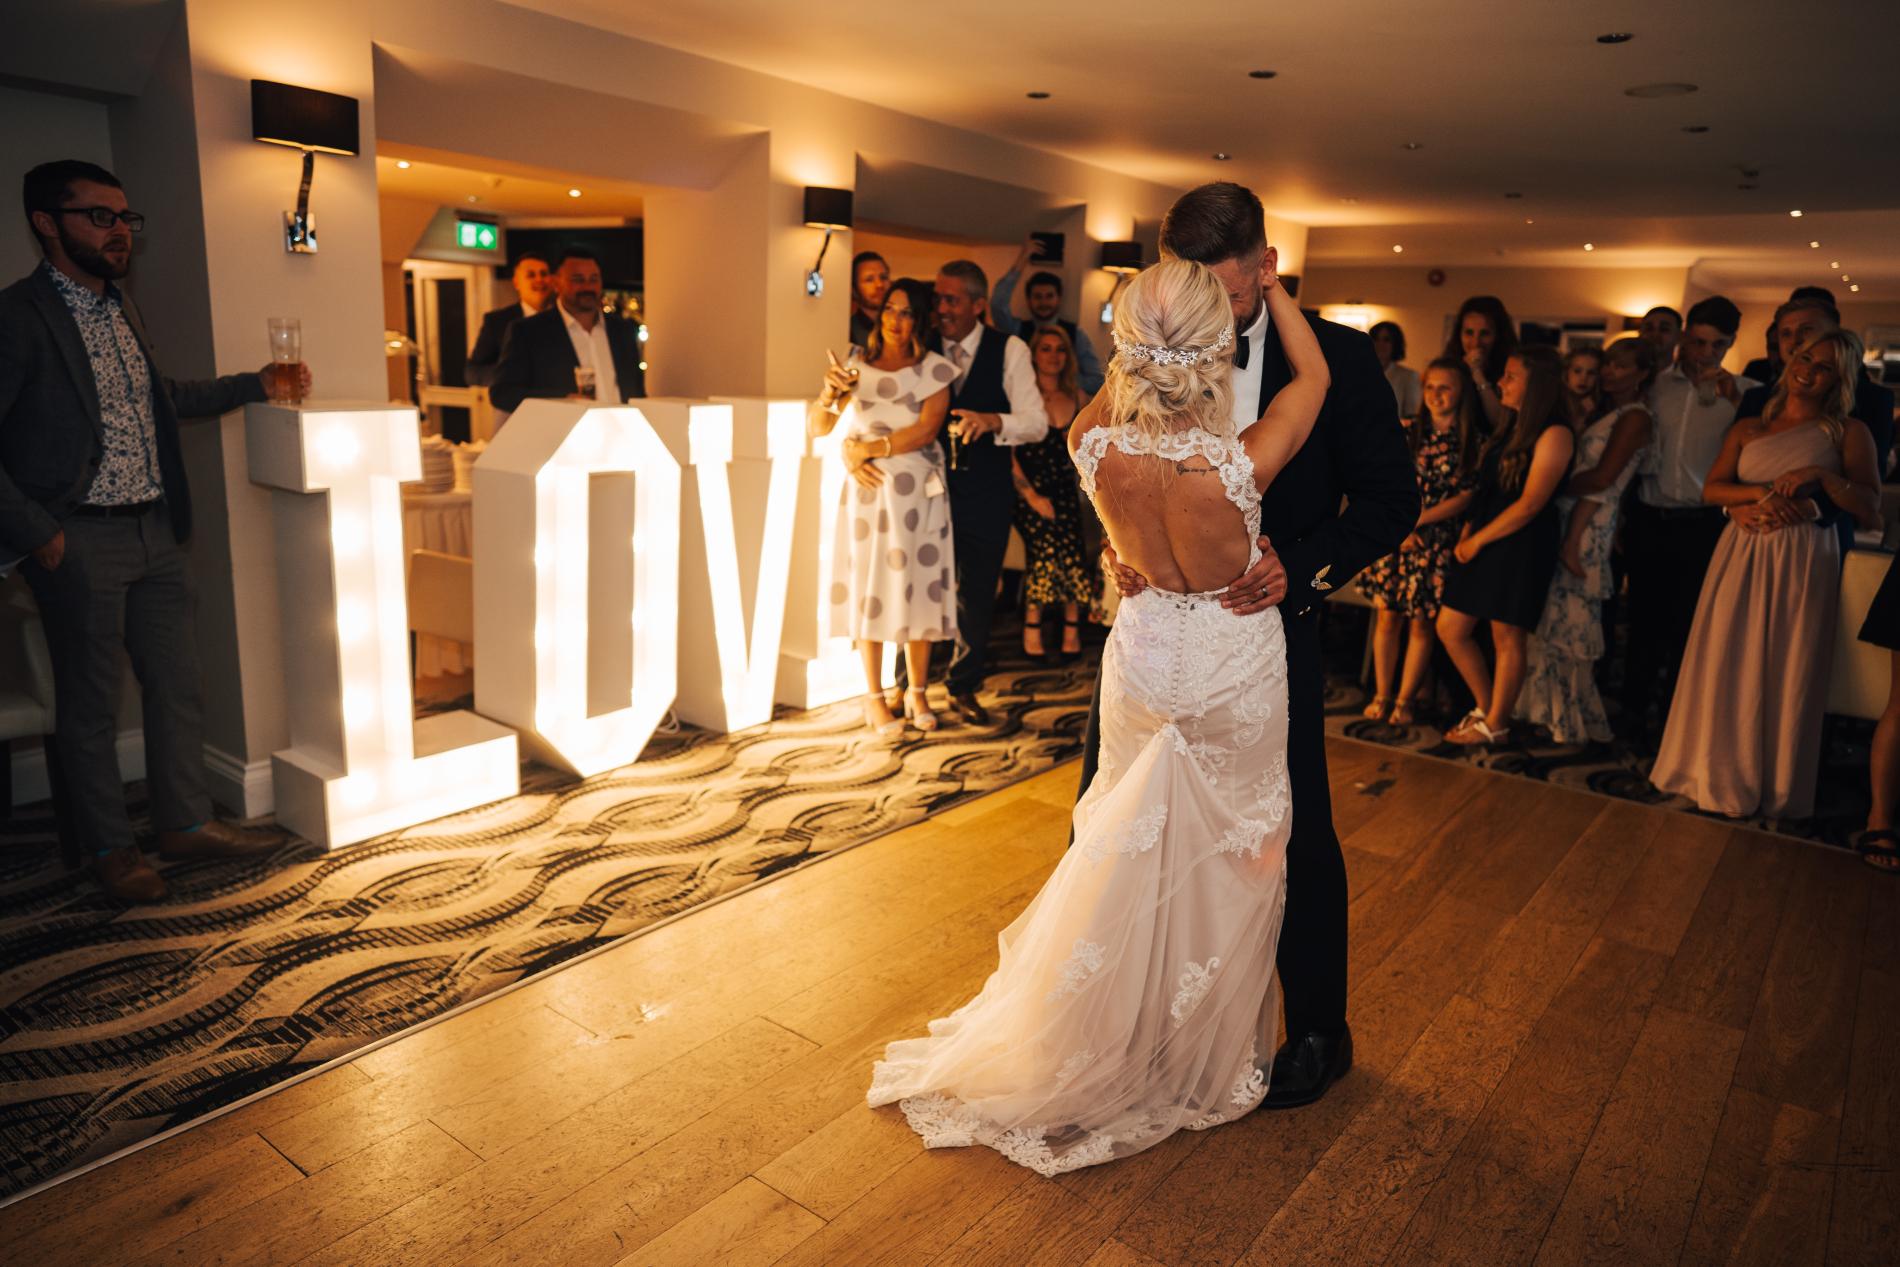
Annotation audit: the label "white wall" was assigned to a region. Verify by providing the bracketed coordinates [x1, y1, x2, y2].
[0, 85, 115, 282]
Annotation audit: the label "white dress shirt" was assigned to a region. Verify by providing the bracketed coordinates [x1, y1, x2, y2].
[1641, 364, 1759, 508]
[1233, 299, 1271, 433]
[1384, 362, 1422, 420]
[559, 301, 621, 404]
[944, 323, 1049, 445]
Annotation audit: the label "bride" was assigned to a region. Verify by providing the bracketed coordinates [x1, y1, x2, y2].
[867, 258, 1329, 1175]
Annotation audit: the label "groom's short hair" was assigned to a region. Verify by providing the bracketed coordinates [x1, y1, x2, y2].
[1161, 182, 1267, 266]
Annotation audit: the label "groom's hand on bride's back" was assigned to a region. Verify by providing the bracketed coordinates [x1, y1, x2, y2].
[1102, 544, 1147, 598]
[1220, 537, 1287, 614]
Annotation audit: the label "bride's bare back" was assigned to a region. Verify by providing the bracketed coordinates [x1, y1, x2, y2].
[1070, 277, 1330, 596]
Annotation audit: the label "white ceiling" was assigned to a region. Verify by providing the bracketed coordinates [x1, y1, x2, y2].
[499, 0, 1900, 293]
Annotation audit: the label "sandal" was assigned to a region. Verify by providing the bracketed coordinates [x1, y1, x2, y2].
[1061, 617, 1082, 661]
[904, 687, 939, 733]
[1854, 828, 1900, 873]
[861, 692, 903, 739]
[1362, 696, 1394, 721]
[1446, 714, 1508, 747]
[1388, 699, 1415, 727]
[1023, 613, 1047, 661]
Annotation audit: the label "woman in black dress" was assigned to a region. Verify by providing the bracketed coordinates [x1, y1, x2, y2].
[1012, 326, 1092, 660]
[1435, 345, 1575, 745]
[1858, 552, 1900, 870]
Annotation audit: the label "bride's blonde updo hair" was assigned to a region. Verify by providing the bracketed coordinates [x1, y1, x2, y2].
[1102, 257, 1237, 450]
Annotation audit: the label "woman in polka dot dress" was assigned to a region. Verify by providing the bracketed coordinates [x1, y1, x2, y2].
[809, 277, 960, 737]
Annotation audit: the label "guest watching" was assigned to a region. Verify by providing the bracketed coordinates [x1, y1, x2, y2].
[1650, 329, 1879, 819]
[1012, 327, 1094, 661]
[1854, 549, 1900, 870]
[809, 278, 957, 736]
[1620, 294, 1755, 740]
[1434, 346, 1575, 745]
[0, 159, 293, 904]
[1355, 357, 1480, 726]
[1441, 295, 1518, 426]
[990, 236, 1105, 394]
[1518, 337, 1655, 744]
[1560, 346, 1601, 430]
[849, 251, 890, 347]
[465, 251, 552, 387]
[1637, 306, 1683, 363]
[899, 259, 1050, 725]
[1371, 321, 1421, 420]
[490, 248, 645, 413]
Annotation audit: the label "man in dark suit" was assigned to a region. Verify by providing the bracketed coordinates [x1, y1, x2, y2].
[490, 248, 645, 414]
[465, 251, 553, 388]
[1081, 182, 1418, 1107]
[0, 160, 291, 903]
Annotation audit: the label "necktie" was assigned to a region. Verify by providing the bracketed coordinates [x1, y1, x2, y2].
[949, 341, 968, 384]
[1233, 329, 1250, 371]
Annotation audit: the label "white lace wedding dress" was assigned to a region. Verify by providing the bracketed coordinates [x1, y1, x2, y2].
[867, 423, 1294, 1177]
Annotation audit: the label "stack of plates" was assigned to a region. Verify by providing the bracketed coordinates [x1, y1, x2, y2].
[417, 435, 456, 492]
[452, 439, 485, 493]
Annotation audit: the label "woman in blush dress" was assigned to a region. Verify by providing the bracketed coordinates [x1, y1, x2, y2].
[809, 277, 959, 737]
[1518, 337, 1654, 744]
[1355, 357, 1480, 726]
[868, 259, 1328, 1176]
[1435, 346, 1576, 746]
[1651, 330, 1880, 818]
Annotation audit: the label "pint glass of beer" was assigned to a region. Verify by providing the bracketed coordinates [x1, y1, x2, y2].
[266, 318, 304, 404]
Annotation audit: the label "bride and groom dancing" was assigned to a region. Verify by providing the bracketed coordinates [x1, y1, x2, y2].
[867, 182, 1419, 1175]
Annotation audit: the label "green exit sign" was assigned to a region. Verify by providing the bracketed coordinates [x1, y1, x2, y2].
[456, 220, 498, 251]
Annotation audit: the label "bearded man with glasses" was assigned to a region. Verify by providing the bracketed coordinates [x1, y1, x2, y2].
[0, 159, 307, 903]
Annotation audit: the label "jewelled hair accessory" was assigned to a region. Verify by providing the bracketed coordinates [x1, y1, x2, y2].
[1113, 324, 1235, 366]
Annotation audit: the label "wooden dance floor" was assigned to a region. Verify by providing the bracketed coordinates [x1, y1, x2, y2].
[2, 740, 1890, 1266]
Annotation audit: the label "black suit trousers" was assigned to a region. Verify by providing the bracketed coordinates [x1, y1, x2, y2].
[943, 480, 1015, 695]
[1620, 501, 1727, 721]
[1075, 605, 1349, 1037]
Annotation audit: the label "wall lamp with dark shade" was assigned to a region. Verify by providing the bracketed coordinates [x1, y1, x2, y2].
[251, 79, 360, 254]
[802, 186, 853, 297]
[1098, 240, 1143, 323]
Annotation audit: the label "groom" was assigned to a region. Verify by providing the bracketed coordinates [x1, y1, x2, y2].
[1081, 182, 1418, 1106]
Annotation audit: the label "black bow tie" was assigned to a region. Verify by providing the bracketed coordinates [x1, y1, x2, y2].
[1233, 330, 1250, 371]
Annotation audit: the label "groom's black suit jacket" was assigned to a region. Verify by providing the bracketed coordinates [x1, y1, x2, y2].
[1076, 308, 1416, 1037]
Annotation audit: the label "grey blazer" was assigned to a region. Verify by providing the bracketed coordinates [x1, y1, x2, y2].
[0, 268, 266, 555]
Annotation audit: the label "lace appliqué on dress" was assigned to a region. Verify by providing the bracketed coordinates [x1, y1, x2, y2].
[1048, 939, 1108, 1001]
[1080, 803, 1167, 864]
[1185, 1041, 1268, 1130]
[1214, 750, 1292, 859]
[1170, 957, 1221, 1026]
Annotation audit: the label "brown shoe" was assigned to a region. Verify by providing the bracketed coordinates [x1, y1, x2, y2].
[949, 692, 990, 726]
[94, 847, 167, 904]
[156, 819, 283, 862]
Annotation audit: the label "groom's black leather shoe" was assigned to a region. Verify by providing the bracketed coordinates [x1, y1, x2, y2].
[949, 692, 990, 725]
[1260, 1027, 1353, 1109]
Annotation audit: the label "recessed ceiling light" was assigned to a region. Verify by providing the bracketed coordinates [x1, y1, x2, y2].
[466, 195, 479, 204]
[1503, 192, 1523, 199]
[1789, 209, 1803, 217]
[1842, 274, 1851, 281]
[1400, 141, 1424, 150]
[1596, 32, 1634, 44]
[1681, 125, 1710, 134]
[1212, 151, 1231, 161]
[1810, 241, 1821, 248]
[1831, 260, 1841, 268]
[1247, 69, 1277, 79]
[1391, 244, 1403, 253]
[1624, 82, 1698, 98]
[1583, 243, 1595, 251]
[1026, 91, 1050, 100]
[1525, 218, 1535, 225]
[1851, 284, 1861, 292]
[567, 188, 582, 198]
[395, 159, 411, 169]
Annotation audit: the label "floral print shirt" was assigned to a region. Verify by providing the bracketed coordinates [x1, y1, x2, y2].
[43, 262, 164, 505]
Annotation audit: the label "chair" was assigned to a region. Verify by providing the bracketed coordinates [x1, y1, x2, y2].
[407, 549, 474, 676]
[0, 582, 80, 866]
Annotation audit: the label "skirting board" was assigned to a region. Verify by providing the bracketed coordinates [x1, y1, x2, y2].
[8, 734, 274, 821]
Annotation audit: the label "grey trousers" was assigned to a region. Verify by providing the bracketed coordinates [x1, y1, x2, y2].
[23, 504, 212, 855]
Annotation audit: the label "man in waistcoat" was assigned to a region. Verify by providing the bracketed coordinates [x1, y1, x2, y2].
[881, 260, 1048, 723]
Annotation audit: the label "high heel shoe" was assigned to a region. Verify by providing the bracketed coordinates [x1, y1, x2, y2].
[1060, 617, 1082, 661]
[861, 692, 903, 739]
[904, 687, 939, 732]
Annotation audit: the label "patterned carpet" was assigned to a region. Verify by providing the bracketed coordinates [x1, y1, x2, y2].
[1314, 605, 1872, 851]
[0, 648, 1096, 1200]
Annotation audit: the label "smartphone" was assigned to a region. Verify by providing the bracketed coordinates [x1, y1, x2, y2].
[1029, 231, 1065, 264]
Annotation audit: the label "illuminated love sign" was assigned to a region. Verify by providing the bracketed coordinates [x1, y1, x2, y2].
[246, 402, 521, 848]
[249, 398, 866, 849]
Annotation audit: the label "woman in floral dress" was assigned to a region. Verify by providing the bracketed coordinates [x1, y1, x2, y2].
[1013, 327, 1094, 659]
[1356, 358, 1481, 725]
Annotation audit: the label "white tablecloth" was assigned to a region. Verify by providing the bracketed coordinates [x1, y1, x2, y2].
[402, 489, 473, 678]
